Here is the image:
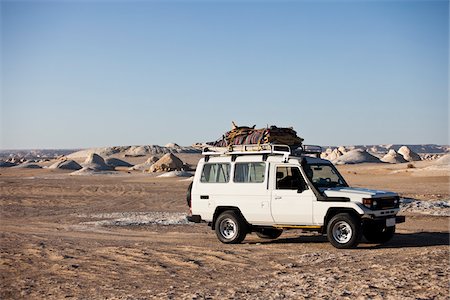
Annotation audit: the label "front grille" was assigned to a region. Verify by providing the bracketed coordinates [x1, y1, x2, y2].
[374, 196, 400, 210]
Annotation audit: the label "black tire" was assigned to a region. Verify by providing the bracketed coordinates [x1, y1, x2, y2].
[326, 213, 362, 249]
[186, 182, 193, 208]
[256, 228, 283, 239]
[363, 225, 395, 243]
[215, 210, 248, 244]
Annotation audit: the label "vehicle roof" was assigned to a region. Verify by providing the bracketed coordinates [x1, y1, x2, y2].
[201, 154, 332, 164]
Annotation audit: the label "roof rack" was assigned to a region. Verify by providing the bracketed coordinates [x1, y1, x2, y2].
[202, 144, 323, 161]
[202, 144, 288, 155]
[203, 144, 291, 162]
[293, 145, 322, 158]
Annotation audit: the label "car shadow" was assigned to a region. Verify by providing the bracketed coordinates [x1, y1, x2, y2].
[359, 232, 450, 249]
[251, 235, 328, 245]
[251, 232, 449, 248]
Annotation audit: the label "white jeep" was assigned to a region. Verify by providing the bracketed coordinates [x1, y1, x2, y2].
[187, 144, 405, 249]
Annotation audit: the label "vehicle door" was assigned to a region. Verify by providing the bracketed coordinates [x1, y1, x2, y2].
[270, 164, 314, 225]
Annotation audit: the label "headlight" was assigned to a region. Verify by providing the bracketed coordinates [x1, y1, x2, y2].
[363, 198, 373, 208]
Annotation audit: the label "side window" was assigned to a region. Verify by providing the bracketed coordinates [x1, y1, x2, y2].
[201, 163, 230, 183]
[234, 162, 266, 183]
[276, 166, 307, 190]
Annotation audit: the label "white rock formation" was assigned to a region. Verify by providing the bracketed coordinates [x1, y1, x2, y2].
[49, 160, 82, 170]
[149, 153, 184, 172]
[124, 146, 147, 157]
[165, 143, 181, 149]
[129, 156, 159, 171]
[337, 146, 347, 154]
[105, 158, 133, 168]
[333, 149, 382, 165]
[328, 149, 344, 161]
[82, 153, 114, 171]
[398, 146, 421, 162]
[381, 149, 407, 164]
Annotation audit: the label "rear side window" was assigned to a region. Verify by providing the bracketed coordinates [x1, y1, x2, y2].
[201, 163, 231, 183]
[234, 162, 266, 183]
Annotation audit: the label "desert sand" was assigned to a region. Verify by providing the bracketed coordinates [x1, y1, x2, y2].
[0, 153, 449, 299]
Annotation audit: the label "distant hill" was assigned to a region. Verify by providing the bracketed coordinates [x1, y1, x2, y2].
[321, 144, 449, 154]
[1, 144, 447, 161]
[0, 149, 79, 160]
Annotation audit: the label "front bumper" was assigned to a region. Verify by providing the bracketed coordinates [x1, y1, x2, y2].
[362, 215, 405, 226]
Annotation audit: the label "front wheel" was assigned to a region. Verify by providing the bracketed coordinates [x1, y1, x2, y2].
[363, 225, 395, 243]
[327, 213, 362, 249]
[215, 211, 248, 244]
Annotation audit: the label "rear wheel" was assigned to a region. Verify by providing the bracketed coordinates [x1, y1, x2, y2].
[186, 182, 193, 208]
[215, 211, 248, 244]
[256, 228, 283, 239]
[327, 213, 362, 249]
[363, 225, 395, 243]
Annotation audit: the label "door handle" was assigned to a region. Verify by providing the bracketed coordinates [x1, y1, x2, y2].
[200, 195, 209, 199]
[274, 196, 282, 200]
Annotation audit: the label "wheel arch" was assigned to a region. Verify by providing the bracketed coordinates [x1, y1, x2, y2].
[212, 206, 249, 230]
[322, 207, 362, 233]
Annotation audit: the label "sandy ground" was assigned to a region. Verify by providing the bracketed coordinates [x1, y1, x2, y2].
[0, 160, 449, 299]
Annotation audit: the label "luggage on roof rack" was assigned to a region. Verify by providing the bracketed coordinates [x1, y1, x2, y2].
[207, 123, 304, 148]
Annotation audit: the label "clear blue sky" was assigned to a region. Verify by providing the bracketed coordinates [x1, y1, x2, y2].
[1, 0, 448, 149]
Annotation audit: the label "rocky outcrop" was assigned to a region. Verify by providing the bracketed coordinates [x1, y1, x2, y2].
[333, 149, 381, 165]
[49, 160, 82, 170]
[148, 153, 184, 172]
[129, 156, 159, 171]
[105, 158, 133, 168]
[398, 146, 421, 162]
[82, 154, 114, 171]
[381, 150, 407, 164]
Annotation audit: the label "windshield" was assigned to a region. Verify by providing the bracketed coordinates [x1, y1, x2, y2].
[303, 163, 348, 189]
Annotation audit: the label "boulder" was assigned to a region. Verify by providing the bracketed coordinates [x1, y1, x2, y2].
[328, 149, 344, 161]
[398, 146, 421, 162]
[70, 167, 96, 176]
[129, 156, 159, 171]
[381, 149, 407, 164]
[334, 149, 382, 165]
[49, 160, 82, 170]
[148, 153, 184, 172]
[105, 158, 133, 168]
[82, 153, 114, 171]
[320, 148, 333, 159]
[337, 146, 347, 154]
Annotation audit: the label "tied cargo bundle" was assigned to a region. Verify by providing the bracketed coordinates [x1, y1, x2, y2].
[208, 123, 304, 148]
